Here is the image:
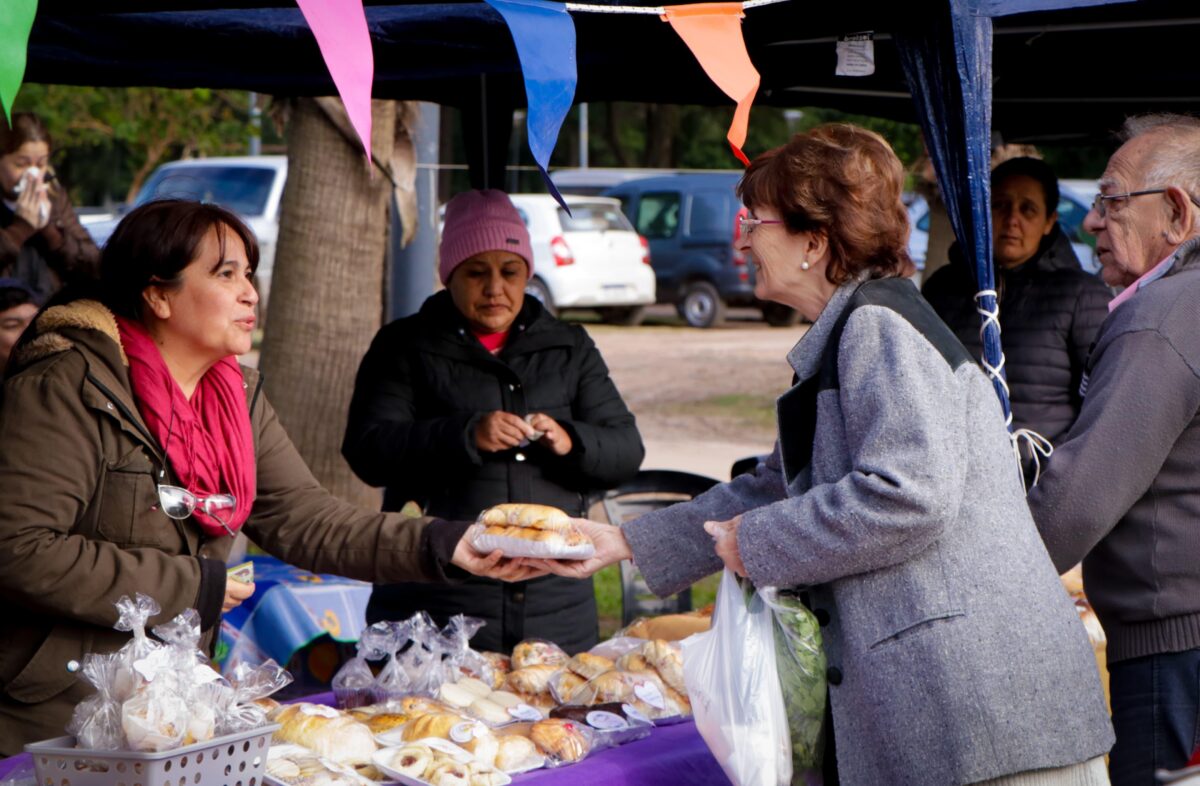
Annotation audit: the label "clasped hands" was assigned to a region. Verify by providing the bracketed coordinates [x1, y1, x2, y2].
[456, 514, 748, 583]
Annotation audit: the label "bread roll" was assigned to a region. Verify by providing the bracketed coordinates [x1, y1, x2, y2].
[530, 719, 590, 763]
[273, 704, 377, 765]
[478, 503, 571, 532]
[566, 652, 614, 680]
[511, 640, 568, 670]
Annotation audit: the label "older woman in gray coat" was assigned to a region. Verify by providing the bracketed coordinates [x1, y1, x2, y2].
[537, 125, 1113, 786]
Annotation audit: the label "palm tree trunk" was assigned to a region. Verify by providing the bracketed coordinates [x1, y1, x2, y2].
[258, 97, 397, 507]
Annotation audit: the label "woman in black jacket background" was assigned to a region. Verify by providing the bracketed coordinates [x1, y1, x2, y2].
[343, 189, 644, 654]
[923, 157, 1111, 468]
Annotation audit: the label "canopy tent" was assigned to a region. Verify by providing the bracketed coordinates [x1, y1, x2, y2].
[20, 0, 1198, 428]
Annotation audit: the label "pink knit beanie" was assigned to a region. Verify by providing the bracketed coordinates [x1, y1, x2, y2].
[438, 189, 534, 285]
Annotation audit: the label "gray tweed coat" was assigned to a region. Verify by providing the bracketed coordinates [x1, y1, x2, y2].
[623, 278, 1113, 786]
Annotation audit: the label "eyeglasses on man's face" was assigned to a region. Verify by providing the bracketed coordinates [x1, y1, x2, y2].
[157, 484, 237, 537]
[1091, 188, 1200, 219]
[738, 215, 786, 236]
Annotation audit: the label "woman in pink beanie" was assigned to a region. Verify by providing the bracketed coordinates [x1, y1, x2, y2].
[344, 189, 644, 654]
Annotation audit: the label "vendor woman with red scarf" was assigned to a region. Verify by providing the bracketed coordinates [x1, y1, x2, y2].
[0, 199, 540, 752]
[343, 190, 644, 655]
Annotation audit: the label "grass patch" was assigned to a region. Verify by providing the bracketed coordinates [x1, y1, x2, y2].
[596, 566, 722, 640]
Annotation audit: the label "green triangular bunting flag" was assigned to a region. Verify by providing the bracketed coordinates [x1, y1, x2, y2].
[0, 0, 38, 125]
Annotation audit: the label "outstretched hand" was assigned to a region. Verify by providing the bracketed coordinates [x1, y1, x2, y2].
[451, 538, 548, 582]
[526, 518, 633, 579]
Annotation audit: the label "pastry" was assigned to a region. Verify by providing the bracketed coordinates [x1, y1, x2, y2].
[439, 682, 478, 709]
[401, 695, 455, 715]
[587, 670, 633, 703]
[504, 664, 558, 695]
[468, 698, 511, 726]
[551, 670, 587, 703]
[469, 771, 508, 786]
[478, 503, 571, 532]
[401, 712, 465, 742]
[462, 730, 499, 769]
[362, 712, 410, 734]
[643, 639, 686, 693]
[457, 677, 494, 698]
[511, 640, 568, 670]
[566, 652, 614, 680]
[614, 652, 653, 673]
[493, 734, 542, 773]
[529, 718, 590, 763]
[665, 686, 692, 717]
[426, 761, 471, 786]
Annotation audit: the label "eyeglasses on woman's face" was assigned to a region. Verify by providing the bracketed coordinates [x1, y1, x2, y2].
[738, 215, 785, 236]
[157, 484, 237, 537]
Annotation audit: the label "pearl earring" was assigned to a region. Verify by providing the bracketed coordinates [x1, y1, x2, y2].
[800, 261, 811, 271]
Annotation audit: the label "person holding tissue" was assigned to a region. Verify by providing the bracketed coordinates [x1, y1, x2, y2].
[0, 112, 100, 302]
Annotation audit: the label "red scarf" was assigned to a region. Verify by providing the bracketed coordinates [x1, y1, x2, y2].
[473, 328, 510, 355]
[116, 316, 256, 537]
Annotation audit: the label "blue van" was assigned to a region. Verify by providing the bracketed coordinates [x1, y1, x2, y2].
[605, 174, 800, 328]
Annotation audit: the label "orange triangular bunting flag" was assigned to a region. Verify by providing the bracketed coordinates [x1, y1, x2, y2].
[662, 2, 761, 166]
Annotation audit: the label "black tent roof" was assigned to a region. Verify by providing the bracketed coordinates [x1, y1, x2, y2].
[25, 0, 1200, 143]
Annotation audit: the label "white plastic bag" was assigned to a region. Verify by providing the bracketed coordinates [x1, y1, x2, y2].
[681, 569, 792, 786]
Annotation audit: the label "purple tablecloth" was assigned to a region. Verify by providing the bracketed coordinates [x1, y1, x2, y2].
[0, 692, 731, 786]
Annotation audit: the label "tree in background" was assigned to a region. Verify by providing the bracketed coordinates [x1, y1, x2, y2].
[13, 84, 257, 206]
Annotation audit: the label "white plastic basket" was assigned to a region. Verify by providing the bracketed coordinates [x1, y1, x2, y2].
[25, 725, 279, 786]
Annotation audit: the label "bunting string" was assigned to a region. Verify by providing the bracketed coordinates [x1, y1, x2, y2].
[563, 0, 787, 13]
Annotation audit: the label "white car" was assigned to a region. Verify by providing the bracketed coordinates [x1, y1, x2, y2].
[507, 194, 656, 325]
[87, 156, 288, 316]
[908, 179, 1101, 277]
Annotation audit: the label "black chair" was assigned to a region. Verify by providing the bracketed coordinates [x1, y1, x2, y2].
[600, 469, 720, 626]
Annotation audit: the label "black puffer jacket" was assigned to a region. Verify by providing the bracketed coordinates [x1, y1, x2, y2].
[343, 290, 644, 653]
[922, 225, 1112, 448]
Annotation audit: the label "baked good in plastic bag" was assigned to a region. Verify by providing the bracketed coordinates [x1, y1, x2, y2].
[266, 744, 376, 786]
[510, 640, 568, 670]
[550, 702, 653, 748]
[373, 738, 511, 785]
[467, 505, 593, 560]
[528, 719, 592, 765]
[503, 664, 558, 696]
[274, 703, 379, 765]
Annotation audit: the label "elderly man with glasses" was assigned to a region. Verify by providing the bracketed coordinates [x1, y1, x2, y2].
[1028, 113, 1200, 784]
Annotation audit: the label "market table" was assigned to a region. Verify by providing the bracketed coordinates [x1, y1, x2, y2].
[216, 555, 372, 680]
[0, 692, 731, 786]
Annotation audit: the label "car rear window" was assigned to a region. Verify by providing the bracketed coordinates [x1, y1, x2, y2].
[633, 192, 681, 239]
[136, 166, 277, 216]
[557, 203, 634, 232]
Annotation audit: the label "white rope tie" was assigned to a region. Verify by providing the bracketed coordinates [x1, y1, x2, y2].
[564, 0, 789, 14]
[975, 288, 1052, 488]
